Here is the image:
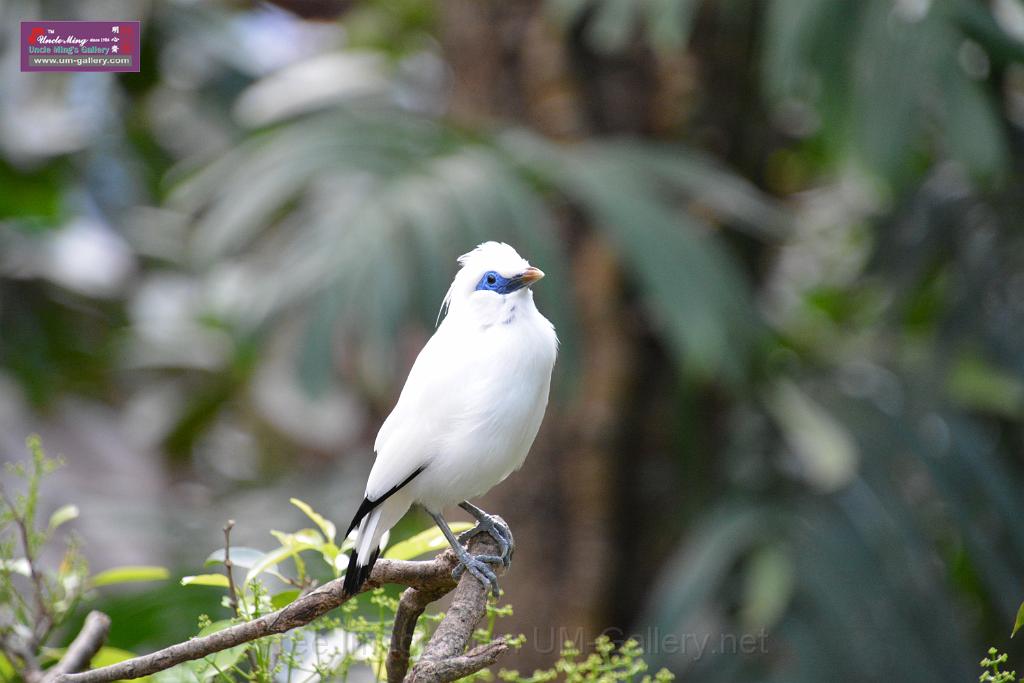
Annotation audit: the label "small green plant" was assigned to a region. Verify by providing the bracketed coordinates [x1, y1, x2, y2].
[498, 635, 674, 683]
[0, 436, 169, 677]
[980, 647, 1021, 683]
[167, 499, 478, 682]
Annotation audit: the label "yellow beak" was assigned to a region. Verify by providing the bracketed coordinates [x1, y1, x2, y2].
[520, 267, 545, 285]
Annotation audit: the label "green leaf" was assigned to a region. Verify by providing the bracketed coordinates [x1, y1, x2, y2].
[602, 143, 788, 239]
[271, 589, 300, 609]
[942, 69, 1008, 180]
[319, 541, 341, 565]
[90, 566, 170, 587]
[180, 574, 231, 588]
[383, 523, 474, 560]
[556, 151, 760, 383]
[767, 380, 859, 492]
[297, 289, 344, 398]
[205, 547, 267, 569]
[48, 504, 79, 531]
[271, 528, 325, 547]
[947, 354, 1024, 417]
[740, 546, 794, 630]
[272, 528, 339, 570]
[0, 159, 63, 221]
[1013, 600, 1024, 637]
[641, 504, 776, 633]
[290, 498, 336, 543]
[244, 542, 317, 585]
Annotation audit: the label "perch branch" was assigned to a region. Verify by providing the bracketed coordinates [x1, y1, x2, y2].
[54, 531, 510, 683]
[387, 521, 509, 682]
[406, 527, 510, 683]
[408, 640, 510, 683]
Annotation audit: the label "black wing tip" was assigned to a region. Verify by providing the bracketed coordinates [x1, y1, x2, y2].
[344, 465, 426, 538]
[341, 465, 425, 597]
[342, 546, 381, 597]
[344, 497, 374, 539]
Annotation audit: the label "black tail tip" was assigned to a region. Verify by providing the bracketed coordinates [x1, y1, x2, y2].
[342, 547, 380, 597]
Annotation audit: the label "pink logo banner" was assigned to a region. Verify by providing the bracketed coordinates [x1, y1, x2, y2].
[21, 21, 140, 72]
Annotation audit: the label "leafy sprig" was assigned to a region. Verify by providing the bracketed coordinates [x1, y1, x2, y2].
[0, 437, 169, 677]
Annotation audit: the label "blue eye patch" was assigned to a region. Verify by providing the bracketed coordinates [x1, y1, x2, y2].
[475, 270, 528, 295]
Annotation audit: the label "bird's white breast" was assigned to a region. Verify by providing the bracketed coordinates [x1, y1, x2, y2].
[386, 295, 557, 511]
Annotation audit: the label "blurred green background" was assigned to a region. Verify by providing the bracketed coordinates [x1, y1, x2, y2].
[3, 0, 1024, 680]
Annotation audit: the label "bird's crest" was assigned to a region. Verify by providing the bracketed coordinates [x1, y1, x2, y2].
[437, 242, 527, 325]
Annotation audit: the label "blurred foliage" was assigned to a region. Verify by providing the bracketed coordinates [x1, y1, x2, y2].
[3, 0, 1024, 682]
[0, 438, 170, 676]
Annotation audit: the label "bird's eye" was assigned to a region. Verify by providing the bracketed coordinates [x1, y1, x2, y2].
[486, 273, 497, 285]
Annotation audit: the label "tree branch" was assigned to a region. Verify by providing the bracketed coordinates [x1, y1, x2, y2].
[39, 612, 111, 683]
[406, 525, 509, 683]
[407, 640, 510, 683]
[53, 530, 510, 683]
[386, 584, 451, 683]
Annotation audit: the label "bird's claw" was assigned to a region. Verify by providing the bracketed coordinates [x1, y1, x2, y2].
[458, 515, 514, 568]
[452, 553, 502, 598]
[454, 553, 504, 568]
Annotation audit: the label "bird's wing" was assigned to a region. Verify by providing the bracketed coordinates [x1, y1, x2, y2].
[364, 323, 467, 501]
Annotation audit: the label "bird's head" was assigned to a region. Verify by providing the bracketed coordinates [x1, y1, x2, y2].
[439, 242, 545, 324]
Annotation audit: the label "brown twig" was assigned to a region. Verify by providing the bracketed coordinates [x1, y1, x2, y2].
[38, 611, 111, 683]
[221, 519, 260, 673]
[53, 530, 510, 683]
[222, 520, 239, 614]
[386, 584, 457, 682]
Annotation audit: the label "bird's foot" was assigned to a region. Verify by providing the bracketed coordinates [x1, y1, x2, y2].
[458, 513, 514, 568]
[451, 548, 503, 598]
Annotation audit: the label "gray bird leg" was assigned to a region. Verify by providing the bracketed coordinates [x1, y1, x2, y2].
[457, 501, 514, 568]
[428, 510, 503, 598]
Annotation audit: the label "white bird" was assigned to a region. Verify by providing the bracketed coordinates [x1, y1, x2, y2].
[342, 242, 558, 597]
